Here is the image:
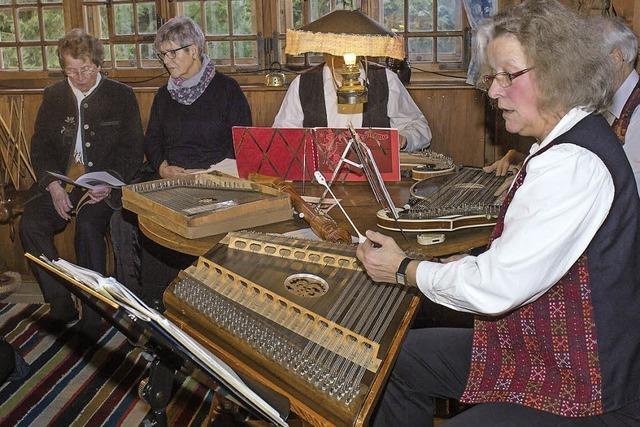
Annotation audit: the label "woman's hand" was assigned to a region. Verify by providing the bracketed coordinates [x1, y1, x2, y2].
[86, 186, 111, 204]
[159, 160, 186, 178]
[47, 181, 73, 220]
[356, 230, 407, 283]
[483, 149, 524, 176]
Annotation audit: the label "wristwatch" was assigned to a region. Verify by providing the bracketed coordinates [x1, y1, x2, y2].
[396, 257, 413, 286]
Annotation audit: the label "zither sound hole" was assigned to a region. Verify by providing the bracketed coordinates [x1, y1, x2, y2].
[284, 274, 329, 298]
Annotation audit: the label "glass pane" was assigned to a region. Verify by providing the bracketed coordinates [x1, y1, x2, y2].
[102, 43, 112, 67]
[0, 47, 18, 69]
[140, 43, 158, 67]
[437, 0, 462, 31]
[21, 45, 43, 69]
[383, 0, 404, 33]
[137, 2, 157, 34]
[84, 4, 110, 39]
[0, 10, 16, 42]
[205, 0, 228, 36]
[408, 0, 433, 32]
[0, 0, 11, 5]
[42, 0, 63, 3]
[177, 1, 202, 23]
[309, 0, 330, 22]
[232, 0, 256, 35]
[114, 43, 136, 67]
[291, 0, 303, 29]
[16, 0, 36, 4]
[45, 45, 59, 68]
[114, 3, 134, 35]
[43, 7, 64, 41]
[18, 8, 40, 41]
[437, 36, 462, 62]
[233, 40, 257, 65]
[207, 40, 230, 65]
[408, 37, 433, 62]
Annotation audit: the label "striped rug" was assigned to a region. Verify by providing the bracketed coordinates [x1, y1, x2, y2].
[0, 303, 213, 426]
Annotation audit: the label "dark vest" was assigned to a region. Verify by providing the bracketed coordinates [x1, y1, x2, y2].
[460, 114, 640, 416]
[612, 78, 640, 144]
[299, 63, 390, 128]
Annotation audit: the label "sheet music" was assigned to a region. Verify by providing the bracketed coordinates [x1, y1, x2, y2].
[40, 256, 288, 427]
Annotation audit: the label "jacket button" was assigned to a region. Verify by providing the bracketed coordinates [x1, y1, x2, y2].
[90, 131, 95, 136]
[85, 142, 91, 148]
[83, 103, 88, 108]
[83, 124, 89, 130]
[87, 161, 93, 167]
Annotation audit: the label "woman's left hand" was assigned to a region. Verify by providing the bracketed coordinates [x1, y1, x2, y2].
[87, 186, 111, 204]
[356, 230, 407, 283]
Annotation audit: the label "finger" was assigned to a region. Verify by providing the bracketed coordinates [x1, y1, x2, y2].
[483, 163, 496, 173]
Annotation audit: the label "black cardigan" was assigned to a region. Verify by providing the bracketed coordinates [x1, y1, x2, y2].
[144, 72, 252, 171]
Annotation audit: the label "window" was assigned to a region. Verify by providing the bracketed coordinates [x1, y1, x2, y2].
[0, 0, 66, 71]
[0, 0, 467, 76]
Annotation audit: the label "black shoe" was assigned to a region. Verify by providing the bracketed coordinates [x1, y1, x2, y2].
[7, 351, 29, 382]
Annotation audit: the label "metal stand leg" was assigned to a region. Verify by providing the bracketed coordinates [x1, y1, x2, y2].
[140, 357, 176, 427]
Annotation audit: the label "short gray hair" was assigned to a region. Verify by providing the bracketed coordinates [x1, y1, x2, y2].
[592, 16, 638, 65]
[475, 0, 615, 114]
[154, 16, 205, 58]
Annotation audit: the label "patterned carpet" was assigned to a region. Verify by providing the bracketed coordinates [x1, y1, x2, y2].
[0, 303, 213, 426]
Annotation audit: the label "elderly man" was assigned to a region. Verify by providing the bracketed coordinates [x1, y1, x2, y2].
[273, 54, 432, 152]
[20, 29, 144, 341]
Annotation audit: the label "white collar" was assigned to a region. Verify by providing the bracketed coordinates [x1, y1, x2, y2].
[529, 107, 591, 155]
[69, 72, 102, 100]
[610, 69, 639, 119]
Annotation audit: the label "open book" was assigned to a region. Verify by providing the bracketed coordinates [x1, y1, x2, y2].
[27, 254, 288, 427]
[47, 170, 126, 190]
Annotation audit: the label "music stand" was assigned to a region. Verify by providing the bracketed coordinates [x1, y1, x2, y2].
[24, 253, 290, 427]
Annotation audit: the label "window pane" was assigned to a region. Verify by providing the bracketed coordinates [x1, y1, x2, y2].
[45, 45, 59, 68]
[0, 0, 11, 5]
[114, 4, 134, 35]
[21, 45, 42, 69]
[84, 4, 110, 39]
[383, 0, 403, 33]
[437, 36, 462, 62]
[232, 0, 256, 35]
[114, 43, 135, 67]
[102, 43, 112, 67]
[16, 0, 35, 5]
[178, 1, 202, 23]
[18, 8, 40, 41]
[309, 0, 330, 22]
[140, 43, 158, 67]
[205, 0, 228, 35]
[233, 40, 257, 65]
[0, 47, 18, 69]
[42, 0, 62, 3]
[437, 0, 462, 31]
[291, 0, 303, 29]
[408, 0, 433, 32]
[43, 7, 64, 41]
[408, 37, 433, 62]
[137, 2, 157, 34]
[0, 10, 16, 42]
[207, 40, 230, 65]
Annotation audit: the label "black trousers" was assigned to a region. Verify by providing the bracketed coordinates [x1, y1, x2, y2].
[20, 190, 113, 327]
[372, 328, 640, 427]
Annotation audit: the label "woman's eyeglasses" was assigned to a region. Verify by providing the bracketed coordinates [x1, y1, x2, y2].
[482, 67, 534, 89]
[156, 44, 192, 61]
[64, 65, 98, 78]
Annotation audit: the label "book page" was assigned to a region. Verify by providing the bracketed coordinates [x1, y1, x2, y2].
[47, 171, 125, 190]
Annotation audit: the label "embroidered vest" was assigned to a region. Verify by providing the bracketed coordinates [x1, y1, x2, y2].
[299, 63, 390, 128]
[460, 115, 640, 416]
[611, 78, 640, 144]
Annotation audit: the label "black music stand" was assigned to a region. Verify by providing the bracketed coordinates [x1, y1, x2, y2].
[24, 253, 290, 427]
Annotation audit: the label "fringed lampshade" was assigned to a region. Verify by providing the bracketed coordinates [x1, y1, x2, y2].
[285, 10, 405, 60]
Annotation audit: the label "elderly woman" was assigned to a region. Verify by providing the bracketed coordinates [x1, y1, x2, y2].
[141, 17, 251, 308]
[144, 16, 252, 177]
[358, 1, 640, 425]
[20, 29, 144, 340]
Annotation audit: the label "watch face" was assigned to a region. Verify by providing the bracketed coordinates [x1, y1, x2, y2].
[396, 272, 405, 285]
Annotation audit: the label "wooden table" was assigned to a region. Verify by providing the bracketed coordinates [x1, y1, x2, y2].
[137, 180, 492, 257]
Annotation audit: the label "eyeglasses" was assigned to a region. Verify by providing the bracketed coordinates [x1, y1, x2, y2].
[64, 65, 98, 78]
[156, 44, 192, 61]
[482, 67, 534, 89]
